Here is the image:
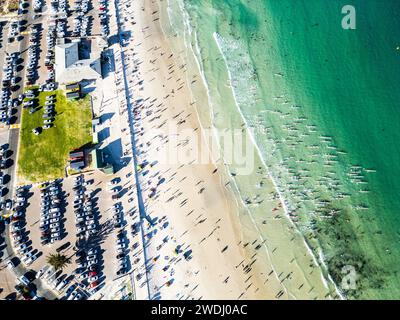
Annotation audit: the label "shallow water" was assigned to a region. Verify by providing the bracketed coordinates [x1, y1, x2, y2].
[160, 0, 400, 299]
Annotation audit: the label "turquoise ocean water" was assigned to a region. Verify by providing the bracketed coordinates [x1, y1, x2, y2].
[162, 0, 400, 298]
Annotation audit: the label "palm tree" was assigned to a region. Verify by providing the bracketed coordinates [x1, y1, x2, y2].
[46, 253, 71, 271]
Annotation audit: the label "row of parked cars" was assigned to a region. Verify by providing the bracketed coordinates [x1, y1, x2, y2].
[112, 198, 124, 229]
[0, 21, 4, 48]
[108, 177, 130, 276]
[74, 175, 97, 238]
[36, 265, 86, 300]
[39, 180, 63, 244]
[99, 0, 110, 36]
[72, 0, 93, 37]
[114, 226, 129, 276]
[1, 52, 22, 124]
[11, 186, 41, 266]
[26, 24, 41, 86]
[7, 19, 25, 44]
[73, 15, 91, 37]
[55, 17, 67, 39]
[31, 93, 56, 135]
[50, 0, 68, 16]
[44, 15, 58, 89]
[73, 175, 102, 291]
[0, 145, 10, 195]
[75, 246, 100, 291]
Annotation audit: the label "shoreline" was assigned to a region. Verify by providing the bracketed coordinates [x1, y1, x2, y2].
[153, 0, 336, 299]
[119, 0, 272, 299]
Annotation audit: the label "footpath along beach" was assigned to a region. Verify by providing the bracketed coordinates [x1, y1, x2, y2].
[112, 0, 335, 299]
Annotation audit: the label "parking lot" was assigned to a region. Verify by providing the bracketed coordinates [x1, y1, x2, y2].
[5, 163, 142, 299]
[0, 0, 129, 299]
[0, 0, 108, 110]
[0, 0, 111, 200]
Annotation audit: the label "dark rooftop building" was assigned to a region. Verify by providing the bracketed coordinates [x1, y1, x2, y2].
[66, 83, 80, 91]
[66, 91, 80, 99]
[69, 151, 84, 159]
[70, 160, 85, 170]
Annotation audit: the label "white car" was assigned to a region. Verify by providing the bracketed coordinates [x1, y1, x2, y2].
[67, 290, 78, 300]
[26, 255, 37, 265]
[5, 201, 13, 210]
[11, 224, 22, 232]
[88, 276, 98, 283]
[87, 259, 98, 266]
[116, 243, 126, 249]
[88, 248, 97, 255]
[85, 220, 94, 226]
[7, 260, 16, 270]
[56, 279, 69, 291]
[36, 266, 49, 279]
[13, 235, 22, 242]
[44, 267, 56, 280]
[21, 255, 30, 264]
[32, 128, 40, 135]
[19, 275, 30, 286]
[86, 254, 96, 261]
[87, 224, 96, 230]
[40, 218, 50, 225]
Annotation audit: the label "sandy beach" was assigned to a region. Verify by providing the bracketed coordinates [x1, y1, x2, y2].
[100, 0, 335, 300]
[114, 0, 266, 299]
[0, 0, 397, 302]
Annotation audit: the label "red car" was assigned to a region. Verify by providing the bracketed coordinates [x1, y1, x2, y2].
[88, 282, 98, 289]
[89, 271, 97, 277]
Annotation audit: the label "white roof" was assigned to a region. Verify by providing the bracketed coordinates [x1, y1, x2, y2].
[55, 41, 102, 84]
[55, 42, 79, 70]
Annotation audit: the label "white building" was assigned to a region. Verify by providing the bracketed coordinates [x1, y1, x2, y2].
[55, 40, 102, 84]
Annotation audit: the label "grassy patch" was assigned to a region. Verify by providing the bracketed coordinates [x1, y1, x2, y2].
[18, 89, 92, 183]
[0, 0, 6, 15]
[7, 0, 18, 11]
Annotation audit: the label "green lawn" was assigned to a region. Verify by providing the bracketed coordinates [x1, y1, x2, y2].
[18, 89, 92, 183]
